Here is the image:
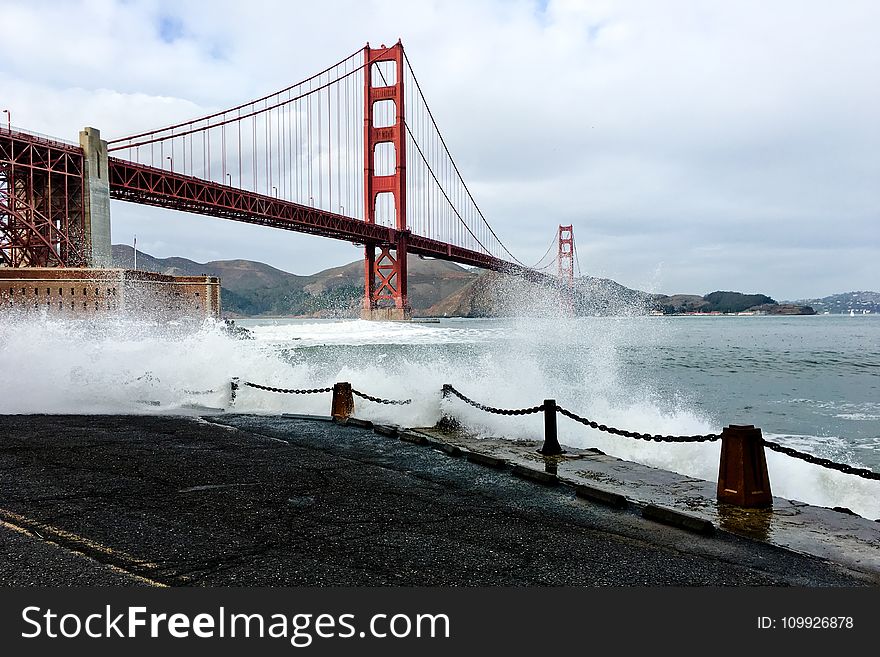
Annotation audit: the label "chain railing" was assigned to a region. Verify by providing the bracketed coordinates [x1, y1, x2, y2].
[228, 378, 409, 418]
[763, 439, 880, 481]
[442, 385, 542, 416]
[352, 388, 412, 405]
[229, 377, 880, 502]
[556, 406, 721, 444]
[243, 381, 334, 395]
[439, 384, 880, 493]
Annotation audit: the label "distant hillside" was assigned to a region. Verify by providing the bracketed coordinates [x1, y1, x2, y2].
[296, 256, 479, 310]
[651, 290, 815, 315]
[790, 291, 880, 315]
[111, 245, 477, 317]
[112, 245, 830, 318]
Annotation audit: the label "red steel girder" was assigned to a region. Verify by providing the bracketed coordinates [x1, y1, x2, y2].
[0, 183, 87, 267]
[107, 157, 549, 280]
[1, 129, 86, 267]
[108, 158, 398, 245]
[2, 129, 555, 289]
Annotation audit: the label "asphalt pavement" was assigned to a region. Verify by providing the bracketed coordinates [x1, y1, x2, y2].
[0, 413, 874, 586]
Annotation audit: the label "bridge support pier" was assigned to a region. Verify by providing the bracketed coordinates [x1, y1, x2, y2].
[362, 237, 410, 321]
[79, 127, 111, 267]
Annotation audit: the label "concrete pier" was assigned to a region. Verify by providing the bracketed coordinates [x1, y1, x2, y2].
[361, 307, 410, 321]
[79, 127, 111, 268]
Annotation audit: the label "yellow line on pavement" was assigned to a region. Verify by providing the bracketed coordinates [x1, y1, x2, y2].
[0, 507, 169, 588]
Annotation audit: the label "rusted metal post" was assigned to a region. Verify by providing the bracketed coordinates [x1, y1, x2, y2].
[538, 399, 564, 455]
[717, 424, 772, 508]
[438, 384, 460, 431]
[440, 383, 451, 419]
[332, 381, 354, 419]
[229, 377, 239, 409]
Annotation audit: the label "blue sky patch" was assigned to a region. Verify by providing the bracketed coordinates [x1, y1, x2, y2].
[158, 15, 185, 44]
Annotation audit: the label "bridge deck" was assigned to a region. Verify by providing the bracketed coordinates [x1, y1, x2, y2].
[107, 158, 538, 276]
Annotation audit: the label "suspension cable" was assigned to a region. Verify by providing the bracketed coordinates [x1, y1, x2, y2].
[530, 232, 559, 270]
[573, 239, 583, 277]
[401, 49, 527, 266]
[109, 47, 364, 144]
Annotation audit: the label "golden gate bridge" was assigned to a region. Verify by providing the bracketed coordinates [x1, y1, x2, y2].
[1, 41, 579, 319]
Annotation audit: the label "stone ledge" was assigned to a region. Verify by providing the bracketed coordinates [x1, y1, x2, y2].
[642, 504, 715, 536]
[575, 484, 628, 509]
[512, 465, 558, 486]
[465, 452, 506, 469]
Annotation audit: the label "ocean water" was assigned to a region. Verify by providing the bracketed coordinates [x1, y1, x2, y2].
[0, 312, 878, 519]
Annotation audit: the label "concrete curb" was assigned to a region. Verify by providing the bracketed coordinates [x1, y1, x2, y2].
[398, 430, 429, 445]
[642, 504, 715, 536]
[282, 413, 333, 422]
[574, 484, 628, 509]
[512, 464, 558, 486]
[434, 442, 463, 457]
[373, 424, 399, 438]
[340, 417, 373, 429]
[465, 451, 506, 469]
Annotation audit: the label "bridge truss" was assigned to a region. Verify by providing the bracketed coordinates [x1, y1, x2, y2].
[0, 130, 87, 267]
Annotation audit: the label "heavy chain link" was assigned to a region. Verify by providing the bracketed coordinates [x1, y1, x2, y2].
[763, 440, 880, 481]
[243, 381, 333, 395]
[556, 406, 721, 443]
[351, 389, 412, 405]
[240, 379, 878, 482]
[443, 385, 543, 416]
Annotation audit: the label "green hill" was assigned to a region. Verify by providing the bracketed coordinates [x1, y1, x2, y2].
[111, 245, 478, 317]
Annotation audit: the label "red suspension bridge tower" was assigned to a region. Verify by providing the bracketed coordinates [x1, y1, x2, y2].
[557, 224, 574, 285]
[558, 224, 575, 314]
[362, 42, 408, 320]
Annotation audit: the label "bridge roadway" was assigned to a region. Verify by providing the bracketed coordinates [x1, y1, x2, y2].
[0, 413, 874, 587]
[108, 158, 538, 276]
[2, 128, 549, 280]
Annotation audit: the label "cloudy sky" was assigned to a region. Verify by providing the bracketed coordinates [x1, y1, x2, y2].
[2, 0, 877, 299]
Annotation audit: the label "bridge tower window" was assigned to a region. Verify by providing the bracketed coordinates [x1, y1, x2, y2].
[374, 192, 395, 227]
[371, 60, 396, 87]
[373, 142, 396, 176]
[372, 99, 396, 128]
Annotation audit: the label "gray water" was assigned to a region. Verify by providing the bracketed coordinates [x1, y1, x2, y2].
[609, 315, 880, 467]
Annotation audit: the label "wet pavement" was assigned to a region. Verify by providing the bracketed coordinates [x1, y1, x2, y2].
[418, 428, 880, 578]
[0, 413, 876, 586]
